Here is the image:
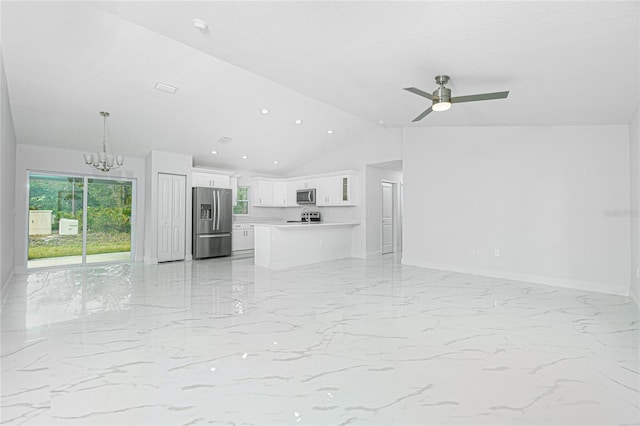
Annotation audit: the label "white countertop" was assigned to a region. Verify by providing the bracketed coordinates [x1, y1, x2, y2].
[253, 222, 359, 229]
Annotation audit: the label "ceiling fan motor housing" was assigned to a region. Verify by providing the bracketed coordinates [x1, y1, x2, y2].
[433, 86, 451, 102]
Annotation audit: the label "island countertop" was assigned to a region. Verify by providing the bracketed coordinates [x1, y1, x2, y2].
[253, 222, 359, 229]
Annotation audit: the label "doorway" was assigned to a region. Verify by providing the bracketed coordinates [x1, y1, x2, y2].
[27, 172, 135, 269]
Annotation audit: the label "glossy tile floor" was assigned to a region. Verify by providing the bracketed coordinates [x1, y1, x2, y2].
[1, 255, 639, 425]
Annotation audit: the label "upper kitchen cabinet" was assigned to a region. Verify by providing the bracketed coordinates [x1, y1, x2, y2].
[253, 171, 356, 208]
[254, 179, 297, 207]
[317, 174, 355, 206]
[253, 179, 274, 206]
[191, 168, 233, 189]
[294, 178, 317, 190]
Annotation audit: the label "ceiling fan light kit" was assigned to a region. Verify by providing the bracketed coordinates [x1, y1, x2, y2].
[404, 74, 509, 121]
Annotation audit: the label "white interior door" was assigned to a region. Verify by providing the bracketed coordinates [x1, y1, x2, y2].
[158, 173, 186, 262]
[170, 175, 186, 260]
[382, 181, 393, 255]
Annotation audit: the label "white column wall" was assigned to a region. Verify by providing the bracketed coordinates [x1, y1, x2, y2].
[143, 150, 192, 264]
[629, 106, 640, 304]
[1, 49, 17, 297]
[403, 125, 631, 296]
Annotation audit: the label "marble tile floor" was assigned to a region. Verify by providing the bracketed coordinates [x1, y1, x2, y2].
[1, 255, 638, 426]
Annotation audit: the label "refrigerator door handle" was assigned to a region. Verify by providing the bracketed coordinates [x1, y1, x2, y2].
[211, 190, 218, 231]
[198, 233, 231, 238]
[216, 191, 221, 230]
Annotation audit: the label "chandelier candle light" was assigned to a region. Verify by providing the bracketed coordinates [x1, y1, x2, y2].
[83, 111, 124, 172]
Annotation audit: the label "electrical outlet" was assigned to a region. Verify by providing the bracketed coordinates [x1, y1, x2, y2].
[469, 246, 476, 255]
[494, 249, 500, 257]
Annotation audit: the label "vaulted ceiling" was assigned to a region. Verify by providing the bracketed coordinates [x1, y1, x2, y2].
[2, 1, 638, 176]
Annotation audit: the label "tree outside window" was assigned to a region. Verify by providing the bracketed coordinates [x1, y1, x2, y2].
[233, 186, 249, 215]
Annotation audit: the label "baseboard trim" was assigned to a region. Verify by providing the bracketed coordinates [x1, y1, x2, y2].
[630, 287, 640, 308]
[401, 258, 628, 297]
[1, 270, 14, 307]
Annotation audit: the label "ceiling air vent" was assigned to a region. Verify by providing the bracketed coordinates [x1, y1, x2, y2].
[154, 81, 178, 94]
[217, 137, 232, 144]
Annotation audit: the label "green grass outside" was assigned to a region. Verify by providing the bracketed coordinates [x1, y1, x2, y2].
[28, 232, 131, 259]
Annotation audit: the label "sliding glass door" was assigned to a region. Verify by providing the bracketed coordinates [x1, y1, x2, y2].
[86, 178, 133, 264]
[27, 172, 134, 269]
[28, 174, 84, 268]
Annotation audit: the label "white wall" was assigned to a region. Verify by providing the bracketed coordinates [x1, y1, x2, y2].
[403, 125, 631, 296]
[14, 144, 146, 271]
[1, 49, 17, 297]
[629, 106, 640, 304]
[144, 150, 192, 264]
[365, 165, 403, 256]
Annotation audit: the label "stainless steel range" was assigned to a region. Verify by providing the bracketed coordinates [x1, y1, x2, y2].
[287, 211, 321, 223]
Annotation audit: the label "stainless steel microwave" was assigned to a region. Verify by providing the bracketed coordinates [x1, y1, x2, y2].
[296, 188, 316, 204]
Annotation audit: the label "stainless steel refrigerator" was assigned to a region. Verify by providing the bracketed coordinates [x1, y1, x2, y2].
[192, 187, 232, 259]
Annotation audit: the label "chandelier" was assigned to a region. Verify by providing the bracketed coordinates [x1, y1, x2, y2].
[83, 111, 124, 172]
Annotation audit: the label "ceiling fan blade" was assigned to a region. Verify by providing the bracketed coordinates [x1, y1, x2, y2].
[404, 87, 433, 100]
[412, 106, 433, 122]
[451, 91, 509, 104]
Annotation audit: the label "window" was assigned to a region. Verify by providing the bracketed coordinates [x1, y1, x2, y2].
[233, 186, 249, 215]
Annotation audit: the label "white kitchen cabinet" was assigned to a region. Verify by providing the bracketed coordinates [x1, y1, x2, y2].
[317, 174, 354, 206]
[254, 179, 296, 207]
[272, 181, 288, 206]
[295, 178, 317, 190]
[158, 173, 186, 262]
[286, 181, 298, 206]
[232, 224, 254, 251]
[254, 172, 356, 207]
[254, 179, 275, 206]
[192, 171, 230, 188]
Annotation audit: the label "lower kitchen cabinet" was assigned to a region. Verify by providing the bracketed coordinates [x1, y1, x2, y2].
[232, 224, 254, 251]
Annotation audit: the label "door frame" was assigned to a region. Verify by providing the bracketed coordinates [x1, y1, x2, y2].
[381, 180, 395, 255]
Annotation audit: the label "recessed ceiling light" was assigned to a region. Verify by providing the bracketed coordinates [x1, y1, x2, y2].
[241, 155, 248, 159]
[379, 120, 385, 125]
[210, 150, 218, 155]
[294, 119, 302, 125]
[260, 108, 270, 115]
[327, 129, 334, 134]
[192, 18, 208, 31]
[273, 161, 279, 165]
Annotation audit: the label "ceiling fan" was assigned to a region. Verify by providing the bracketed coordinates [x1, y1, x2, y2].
[404, 75, 509, 122]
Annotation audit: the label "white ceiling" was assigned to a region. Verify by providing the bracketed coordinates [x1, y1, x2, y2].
[2, 1, 639, 176]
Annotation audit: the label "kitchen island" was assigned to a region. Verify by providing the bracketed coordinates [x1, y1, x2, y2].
[253, 222, 359, 269]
